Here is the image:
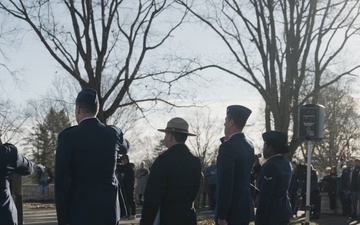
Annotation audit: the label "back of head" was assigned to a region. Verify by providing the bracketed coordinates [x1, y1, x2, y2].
[76, 88, 99, 114]
[171, 132, 188, 143]
[262, 130, 289, 154]
[157, 117, 196, 145]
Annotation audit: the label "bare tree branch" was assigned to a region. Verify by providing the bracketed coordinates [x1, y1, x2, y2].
[0, 0, 196, 123]
[176, 0, 360, 158]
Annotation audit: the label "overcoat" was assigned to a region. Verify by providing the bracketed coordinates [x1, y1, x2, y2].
[255, 155, 292, 225]
[140, 143, 201, 225]
[55, 118, 128, 225]
[215, 133, 255, 225]
[135, 167, 149, 195]
[0, 143, 33, 225]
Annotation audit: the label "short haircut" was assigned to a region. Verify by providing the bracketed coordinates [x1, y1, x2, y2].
[227, 114, 246, 130]
[171, 132, 188, 143]
[76, 102, 98, 114]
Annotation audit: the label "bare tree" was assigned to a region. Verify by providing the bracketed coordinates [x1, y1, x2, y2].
[176, 0, 360, 157]
[26, 107, 71, 181]
[130, 109, 222, 168]
[187, 109, 222, 169]
[311, 85, 360, 174]
[0, 12, 21, 79]
[0, 99, 29, 145]
[0, 1, 198, 123]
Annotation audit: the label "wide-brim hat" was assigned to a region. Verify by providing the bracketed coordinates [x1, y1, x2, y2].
[227, 105, 252, 123]
[157, 117, 196, 136]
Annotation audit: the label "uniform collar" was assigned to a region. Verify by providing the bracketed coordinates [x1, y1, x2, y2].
[79, 116, 97, 124]
[227, 132, 244, 141]
[264, 154, 282, 162]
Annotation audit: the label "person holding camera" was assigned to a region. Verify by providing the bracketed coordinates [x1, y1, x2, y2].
[55, 88, 130, 225]
[0, 135, 34, 225]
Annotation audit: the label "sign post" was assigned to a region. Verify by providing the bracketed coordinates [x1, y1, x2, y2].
[298, 104, 325, 225]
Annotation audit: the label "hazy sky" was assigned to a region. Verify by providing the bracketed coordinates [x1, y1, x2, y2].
[1, 20, 264, 115]
[0, 18, 266, 158]
[4, 4, 360, 159]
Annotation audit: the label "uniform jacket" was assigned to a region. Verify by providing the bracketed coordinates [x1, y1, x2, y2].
[140, 143, 201, 225]
[255, 155, 292, 225]
[0, 143, 33, 225]
[55, 118, 128, 225]
[215, 133, 255, 224]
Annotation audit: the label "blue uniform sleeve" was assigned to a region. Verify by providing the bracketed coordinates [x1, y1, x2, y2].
[216, 142, 235, 220]
[108, 125, 130, 155]
[255, 164, 277, 225]
[2, 143, 34, 175]
[55, 130, 73, 225]
[15, 152, 34, 175]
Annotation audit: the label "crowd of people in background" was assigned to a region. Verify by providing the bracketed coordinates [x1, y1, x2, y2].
[283, 157, 360, 223]
[318, 158, 360, 222]
[195, 147, 360, 224]
[5, 88, 360, 225]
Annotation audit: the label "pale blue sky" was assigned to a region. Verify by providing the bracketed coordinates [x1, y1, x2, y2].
[1, 20, 263, 117]
[3, 8, 360, 159]
[0, 21, 265, 156]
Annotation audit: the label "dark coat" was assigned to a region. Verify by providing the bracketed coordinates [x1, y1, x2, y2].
[349, 166, 360, 192]
[255, 155, 292, 225]
[116, 162, 136, 217]
[0, 143, 33, 225]
[140, 143, 201, 225]
[55, 118, 128, 225]
[215, 133, 255, 225]
[117, 163, 135, 195]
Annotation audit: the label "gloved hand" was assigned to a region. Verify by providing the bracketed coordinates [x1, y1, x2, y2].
[34, 164, 46, 173]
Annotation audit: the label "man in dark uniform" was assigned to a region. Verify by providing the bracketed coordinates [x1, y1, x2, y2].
[140, 117, 202, 225]
[255, 131, 292, 225]
[0, 136, 34, 225]
[216, 105, 254, 225]
[55, 88, 129, 225]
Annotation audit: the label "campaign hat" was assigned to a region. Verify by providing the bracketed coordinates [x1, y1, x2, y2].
[76, 88, 98, 105]
[157, 117, 196, 136]
[226, 105, 252, 123]
[262, 131, 289, 154]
